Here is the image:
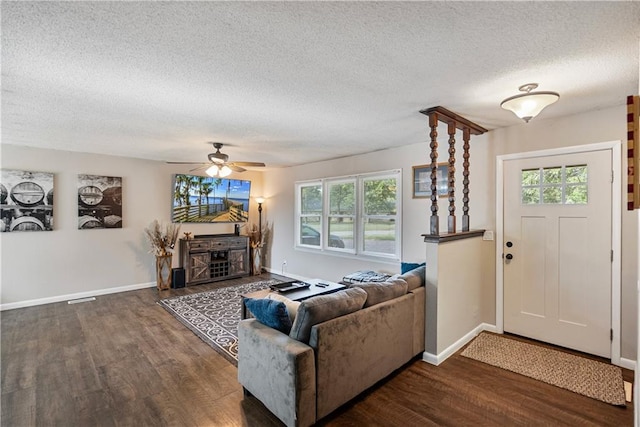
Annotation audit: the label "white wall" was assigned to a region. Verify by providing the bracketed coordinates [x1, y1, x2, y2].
[0, 144, 264, 308]
[423, 236, 495, 357]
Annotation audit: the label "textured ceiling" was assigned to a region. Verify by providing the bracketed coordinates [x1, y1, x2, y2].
[1, 1, 639, 168]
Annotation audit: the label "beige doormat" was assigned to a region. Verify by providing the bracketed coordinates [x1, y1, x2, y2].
[461, 332, 626, 406]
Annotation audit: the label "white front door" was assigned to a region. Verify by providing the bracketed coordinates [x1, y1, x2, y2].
[503, 150, 612, 358]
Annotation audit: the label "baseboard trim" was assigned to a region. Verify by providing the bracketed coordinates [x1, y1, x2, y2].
[422, 322, 497, 366]
[619, 357, 636, 371]
[0, 282, 156, 311]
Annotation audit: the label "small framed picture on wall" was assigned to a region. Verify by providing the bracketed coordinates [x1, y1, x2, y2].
[413, 163, 448, 199]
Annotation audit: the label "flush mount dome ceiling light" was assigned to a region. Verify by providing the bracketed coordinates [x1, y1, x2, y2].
[500, 83, 560, 123]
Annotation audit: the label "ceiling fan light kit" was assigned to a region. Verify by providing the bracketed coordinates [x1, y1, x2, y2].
[501, 83, 560, 123]
[206, 164, 232, 177]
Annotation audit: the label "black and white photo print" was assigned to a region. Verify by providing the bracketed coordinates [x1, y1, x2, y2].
[0, 169, 54, 232]
[78, 174, 122, 229]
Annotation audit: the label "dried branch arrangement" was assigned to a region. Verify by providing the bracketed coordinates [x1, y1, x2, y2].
[245, 222, 270, 249]
[144, 220, 181, 256]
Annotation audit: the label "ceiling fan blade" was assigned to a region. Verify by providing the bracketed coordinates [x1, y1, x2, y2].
[189, 164, 211, 172]
[228, 164, 247, 173]
[166, 161, 208, 165]
[229, 161, 266, 167]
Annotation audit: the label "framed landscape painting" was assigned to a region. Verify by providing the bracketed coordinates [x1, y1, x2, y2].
[413, 163, 448, 198]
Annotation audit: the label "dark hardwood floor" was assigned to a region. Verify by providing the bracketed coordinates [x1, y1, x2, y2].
[2, 273, 633, 426]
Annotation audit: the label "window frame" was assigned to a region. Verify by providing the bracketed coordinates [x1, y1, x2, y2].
[326, 177, 356, 253]
[296, 181, 323, 249]
[295, 170, 402, 261]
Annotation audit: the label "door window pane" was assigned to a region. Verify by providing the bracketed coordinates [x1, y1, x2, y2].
[522, 187, 540, 204]
[565, 185, 588, 204]
[543, 167, 562, 184]
[521, 169, 540, 185]
[566, 165, 587, 184]
[542, 186, 562, 204]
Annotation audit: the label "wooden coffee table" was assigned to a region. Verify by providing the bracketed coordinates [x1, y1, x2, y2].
[241, 278, 346, 319]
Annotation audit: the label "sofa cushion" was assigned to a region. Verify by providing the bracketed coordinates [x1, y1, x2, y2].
[353, 278, 408, 307]
[244, 298, 293, 334]
[399, 265, 425, 291]
[266, 292, 301, 324]
[289, 287, 367, 344]
[401, 262, 425, 274]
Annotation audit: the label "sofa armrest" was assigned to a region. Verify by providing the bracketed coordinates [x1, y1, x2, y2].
[409, 286, 426, 355]
[237, 319, 316, 427]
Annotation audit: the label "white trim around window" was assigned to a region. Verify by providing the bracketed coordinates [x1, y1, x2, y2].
[295, 169, 402, 261]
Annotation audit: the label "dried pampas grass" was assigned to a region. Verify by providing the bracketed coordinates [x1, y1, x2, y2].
[144, 220, 181, 256]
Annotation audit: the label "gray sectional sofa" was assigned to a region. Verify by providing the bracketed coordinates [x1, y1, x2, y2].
[237, 267, 425, 427]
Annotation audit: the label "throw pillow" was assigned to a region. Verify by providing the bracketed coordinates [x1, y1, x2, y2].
[266, 292, 301, 324]
[353, 277, 408, 307]
[401, 262, 426, 274]
[399, 265, 426, 291]
[244, 298, 292, 334]
[289, 287, 367, 344]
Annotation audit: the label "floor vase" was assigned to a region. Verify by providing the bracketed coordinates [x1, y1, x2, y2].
[156, 254, 172, 290]
[252, 247, 262, 275]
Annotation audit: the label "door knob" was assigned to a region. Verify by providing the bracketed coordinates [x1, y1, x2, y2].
[505, 253, 513, 260]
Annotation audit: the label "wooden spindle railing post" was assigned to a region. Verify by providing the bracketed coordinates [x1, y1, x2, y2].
[447, 121, 456, 233]
[462, 127, 471, 231]
[429, 112, 439, 236]
[420, 106, 487, 236]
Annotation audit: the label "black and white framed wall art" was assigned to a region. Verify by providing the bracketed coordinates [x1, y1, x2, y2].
[77, 174, 122, 229]
[0, 169, 54, 232]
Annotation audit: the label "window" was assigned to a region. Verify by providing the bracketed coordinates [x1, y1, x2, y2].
[328, 180, 355, 249]
[521, 165, 588, 205]
[362, 176, 397, 256]
[295, 170, 401, 260]
[298, 183, 322, 247]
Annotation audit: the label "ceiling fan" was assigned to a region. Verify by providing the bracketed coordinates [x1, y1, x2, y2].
[167, 142, 266, 177]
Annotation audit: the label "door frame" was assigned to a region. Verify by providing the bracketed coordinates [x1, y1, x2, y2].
[495, 140, 622, 366]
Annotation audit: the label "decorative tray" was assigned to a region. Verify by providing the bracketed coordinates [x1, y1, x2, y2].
[269, 281, 311, 293]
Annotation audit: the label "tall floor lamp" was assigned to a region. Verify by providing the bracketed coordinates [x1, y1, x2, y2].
[255, 197, 265, 243]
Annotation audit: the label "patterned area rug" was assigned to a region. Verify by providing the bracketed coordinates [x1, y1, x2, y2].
[461, 332, 626, 406]
[159, 279, 281, 365]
